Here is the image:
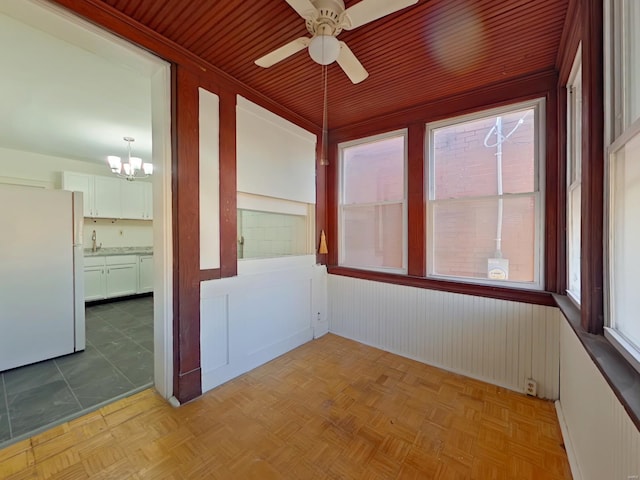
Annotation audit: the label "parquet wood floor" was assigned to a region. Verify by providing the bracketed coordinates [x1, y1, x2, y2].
[0, 334, 572, 479]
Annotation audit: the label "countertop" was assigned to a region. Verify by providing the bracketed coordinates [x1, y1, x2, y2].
[84, 246, 153, 257]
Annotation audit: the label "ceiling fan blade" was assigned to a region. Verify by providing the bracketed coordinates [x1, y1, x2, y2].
[336, 41, 369, 84]
[343, 0, 419, 30]
[255, 37, 310, 68]
[285, 0, 316, 18]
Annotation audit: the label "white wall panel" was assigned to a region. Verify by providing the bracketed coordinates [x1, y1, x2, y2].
[557, 317, 640, 480]
[198, 87, 220, 270]
[236, 96, 316, 204]
[200, 260, 327, 392]
[328, 275, 560, 398]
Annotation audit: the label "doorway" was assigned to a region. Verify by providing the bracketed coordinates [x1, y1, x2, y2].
[0, 0, 172, 447]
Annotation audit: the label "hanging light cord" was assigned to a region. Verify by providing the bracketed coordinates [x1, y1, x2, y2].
[320, 64, 329, 166]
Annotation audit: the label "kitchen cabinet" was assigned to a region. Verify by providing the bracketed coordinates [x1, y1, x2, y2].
[138, 255, 153, 293]
[93, 176, 122, 219]
[121, 181, 152, 220]
[62, 171, 152, 220]
[84, 255, 141, 301]
[105, 255, 138, 298]
[84, 257, 107, 301]
[62, 172, 94, 216]
[142, 182, 153, 220]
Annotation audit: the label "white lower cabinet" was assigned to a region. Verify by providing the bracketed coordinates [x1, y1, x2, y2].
[105, 256, 138, 297]
[84, 254, 150, 301]
[138, 255, 153, 293]
[84, 258, 107, 301]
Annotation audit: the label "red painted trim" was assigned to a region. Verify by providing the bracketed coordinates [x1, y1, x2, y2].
[173, 66, 202, 403]
[407, 123, 426, 277]
[544, 88, 563, 293]
[200, 269, 221, 281]
[580, 0, 604, 334]
[316, 137, 327, 265]
[219, 89, 238, 278]
[556, 0, 582, 85]
[328, 267, 555, 307]
[327, 140, 339, 266]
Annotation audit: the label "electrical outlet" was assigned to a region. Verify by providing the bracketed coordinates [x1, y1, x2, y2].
[525, 378, 537, 396]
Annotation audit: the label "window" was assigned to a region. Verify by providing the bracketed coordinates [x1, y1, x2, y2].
[605, 0, 640, 372]
[237, 210, 308, 259]
[237, 193, 314, 262]
[338, 131, 407, 273]
[427, 100, 544, 288]
[567, 47, 582, 304]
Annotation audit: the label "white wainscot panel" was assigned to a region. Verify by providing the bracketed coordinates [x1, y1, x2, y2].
[556, 318, 640, 480]
[200, 262, 327, 392]
[328, 275, 560, 399]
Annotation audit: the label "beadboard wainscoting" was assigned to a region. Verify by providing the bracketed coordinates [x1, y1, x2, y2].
[200, 258, 327, 393]
[328, 275, 560, 399]
[557, 319, 640, 480]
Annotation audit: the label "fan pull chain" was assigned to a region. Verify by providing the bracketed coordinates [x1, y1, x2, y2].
[320, 64, 329, 166]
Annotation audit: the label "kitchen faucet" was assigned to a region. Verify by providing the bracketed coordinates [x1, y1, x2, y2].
[91, 230, 101, 252]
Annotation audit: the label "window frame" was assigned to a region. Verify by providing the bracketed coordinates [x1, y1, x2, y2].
[604, 0, 640, 373]
[566, 46, 583, 306]
[337, 129, 408, 274]
[425, 98, 546, 290]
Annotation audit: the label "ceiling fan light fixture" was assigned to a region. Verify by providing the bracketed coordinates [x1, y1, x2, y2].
[308, 34, 340, 65]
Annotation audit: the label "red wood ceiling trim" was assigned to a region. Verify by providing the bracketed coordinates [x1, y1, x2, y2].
[556, 0, 582, 85]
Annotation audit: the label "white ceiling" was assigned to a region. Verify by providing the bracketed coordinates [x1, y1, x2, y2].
[0, 0, 162, 166]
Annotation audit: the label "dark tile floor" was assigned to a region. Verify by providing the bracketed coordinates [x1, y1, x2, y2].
[0, 296, 153, 446]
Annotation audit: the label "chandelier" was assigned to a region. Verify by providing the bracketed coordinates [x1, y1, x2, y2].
[107, 136, 153, 181]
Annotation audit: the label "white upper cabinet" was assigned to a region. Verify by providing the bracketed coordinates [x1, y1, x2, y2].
[93, 176, 121, 219]
[142, 182, 153, 220]
[62, 171, 152, 220]
[121, 181, 146, 220]
[62, 172, 94, 216]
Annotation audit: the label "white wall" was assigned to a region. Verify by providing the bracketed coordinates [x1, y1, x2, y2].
[199, 88, 220, 270]
[84, 218, 152, 249]
[557, 317, 640, 480]
[198, 95, 321, 393]
[329, 275, 560, 399]
[0, 146, 108, 188]
[236, 96, 316, 204]
[200, 258, 327, 392]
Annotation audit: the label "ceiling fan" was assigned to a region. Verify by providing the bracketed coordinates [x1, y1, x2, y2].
[255, 0, 419, 84]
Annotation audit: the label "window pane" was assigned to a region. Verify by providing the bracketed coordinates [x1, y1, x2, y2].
[611, 131, 640, 348]
[343, 136, 404, 204]
[431, 195, 536, 282]
[237, 209, 307, 259]
[342, 203, 403, 269]
[432, 108, 535, 200]
[625, 0, 640, 126]
[567, 185, 581, 300]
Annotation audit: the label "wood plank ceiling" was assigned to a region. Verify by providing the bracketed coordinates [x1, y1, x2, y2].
[99, 0, 568, 129]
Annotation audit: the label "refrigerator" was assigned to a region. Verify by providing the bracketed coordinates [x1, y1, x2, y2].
[0, 184, 85, 372]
